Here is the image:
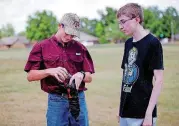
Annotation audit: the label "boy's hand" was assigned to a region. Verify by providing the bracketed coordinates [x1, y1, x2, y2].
[142, 114, 152, 126]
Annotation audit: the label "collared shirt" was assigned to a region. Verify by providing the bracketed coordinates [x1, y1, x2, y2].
[24, 35, 95, 94]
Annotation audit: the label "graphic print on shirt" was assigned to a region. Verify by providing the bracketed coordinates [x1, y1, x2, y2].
[123, 47, 139, 93]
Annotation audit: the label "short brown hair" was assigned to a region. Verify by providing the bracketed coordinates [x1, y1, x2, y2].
[116, 3, 144, 24]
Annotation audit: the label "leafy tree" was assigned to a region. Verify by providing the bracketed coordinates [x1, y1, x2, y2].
[95, 22, 105, 37]
[98, 7, 117, 26]
[105, 21, 127, 43]
[81, 17, 98, 36]
[1, 23, 15, 37]
[143, 8, 163, 38]
[162, 7, 179, 37]
[26, 10, 58, 41]
[0, 30, 2, 39]
[76, 6, 179, 43]
[18, 31, 26, 36]
[144, 6, 179, 38]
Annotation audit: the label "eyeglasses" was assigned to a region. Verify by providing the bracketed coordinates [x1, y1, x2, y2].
[118, 18, 134, 26]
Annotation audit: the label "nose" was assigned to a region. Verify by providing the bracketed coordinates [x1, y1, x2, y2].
[119, 24, 123, 30]
[66, 34, 74, 39]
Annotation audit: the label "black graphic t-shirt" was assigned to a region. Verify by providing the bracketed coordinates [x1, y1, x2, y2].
[119, 33, 164, 118]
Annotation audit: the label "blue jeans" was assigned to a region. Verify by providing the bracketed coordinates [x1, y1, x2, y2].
[46, 91, 89, 126]
[119, 117, 157, 126]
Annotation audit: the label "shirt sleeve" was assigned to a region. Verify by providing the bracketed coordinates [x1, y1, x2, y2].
[121, 42, 127, 69]
[82, 47, 95, 74]
[149, 39, 164, 70]
[24, 43, 43, 72]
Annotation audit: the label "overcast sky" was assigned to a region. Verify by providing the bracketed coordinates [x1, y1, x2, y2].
[0, 0, 179, 33]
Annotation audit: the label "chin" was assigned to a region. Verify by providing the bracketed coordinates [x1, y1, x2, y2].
[124, 32, 129, 36]
[125, 32, 132, 36]
[63, 40, 70, 43]
[62, 39, 71, 43]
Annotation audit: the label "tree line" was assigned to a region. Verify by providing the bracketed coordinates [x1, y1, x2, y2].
[0, 6, 178, 43]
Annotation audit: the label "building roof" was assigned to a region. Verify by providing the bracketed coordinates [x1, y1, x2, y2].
[0, 36, 30, 46]
[74, 31, 98, 42]
[0, 36, 18, 45]
[174, 34, 179, 40]
[80, 32, 98, 41]
[0, 32, 98, 46]
[16, 36, 30, 44]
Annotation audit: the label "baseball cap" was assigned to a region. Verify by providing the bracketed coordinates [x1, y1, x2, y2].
[59, 13, 81, 38]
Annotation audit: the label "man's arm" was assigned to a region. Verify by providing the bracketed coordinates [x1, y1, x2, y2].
[143, 70, 164, 125]
[27, 67, 68, 83]
[27, 70, 49, 82]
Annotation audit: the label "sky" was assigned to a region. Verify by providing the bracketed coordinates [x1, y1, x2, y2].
[0, 0, 179, 33]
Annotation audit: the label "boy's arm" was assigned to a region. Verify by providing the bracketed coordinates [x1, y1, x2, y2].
[146, 70, 163, 115]
[143, 70, 164, 125]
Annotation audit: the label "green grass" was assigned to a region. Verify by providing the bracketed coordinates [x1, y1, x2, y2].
[0, 43, 179, 126]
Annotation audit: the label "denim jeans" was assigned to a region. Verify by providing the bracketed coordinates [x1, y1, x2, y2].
[46, 91, 89, 126]
[119, 117, 157, 126]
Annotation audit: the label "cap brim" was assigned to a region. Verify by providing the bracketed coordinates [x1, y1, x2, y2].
[64, 26, 80, 38]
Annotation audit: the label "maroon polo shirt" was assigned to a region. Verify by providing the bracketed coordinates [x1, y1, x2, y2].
[24, 35, 95, 94]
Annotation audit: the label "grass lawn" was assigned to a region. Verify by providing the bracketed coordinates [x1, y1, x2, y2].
[0, 43, 179, 126]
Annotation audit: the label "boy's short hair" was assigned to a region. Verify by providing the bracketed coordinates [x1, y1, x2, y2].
[116, 3, 144, 24]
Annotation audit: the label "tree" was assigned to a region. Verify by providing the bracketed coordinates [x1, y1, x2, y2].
[105, 21, 127, 43]
[18, 31, 26, 36]
[0, 30, 2, 39]
[144, 6, 179, 38]
[26, 10, 58, 41]
[162, 7, 179, 37]
[98, 7, 117, 26]
[80, 6, 179, 43]
[97, 7, 128, 43]
[147, 6, 163, 18]
[1, 23, 15, 37]
[81, 17, 98, 36]
[143, 8, 163, 38]
[81, 7, 129, 44]
[95, 22, 105, 37]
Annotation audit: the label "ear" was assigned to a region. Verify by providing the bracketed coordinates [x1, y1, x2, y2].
[135, 17, 141, 24]
[58, 24, 64, 29]
[58, 24, 61, 29]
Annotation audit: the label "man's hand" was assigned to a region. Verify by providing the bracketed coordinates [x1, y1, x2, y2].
[45, 67, 68, 82]
[142, 114, 152, 126]
[69, 72, 84, 90]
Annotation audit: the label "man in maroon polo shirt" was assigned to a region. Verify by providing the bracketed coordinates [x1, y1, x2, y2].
[24, 13, 95, 126]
